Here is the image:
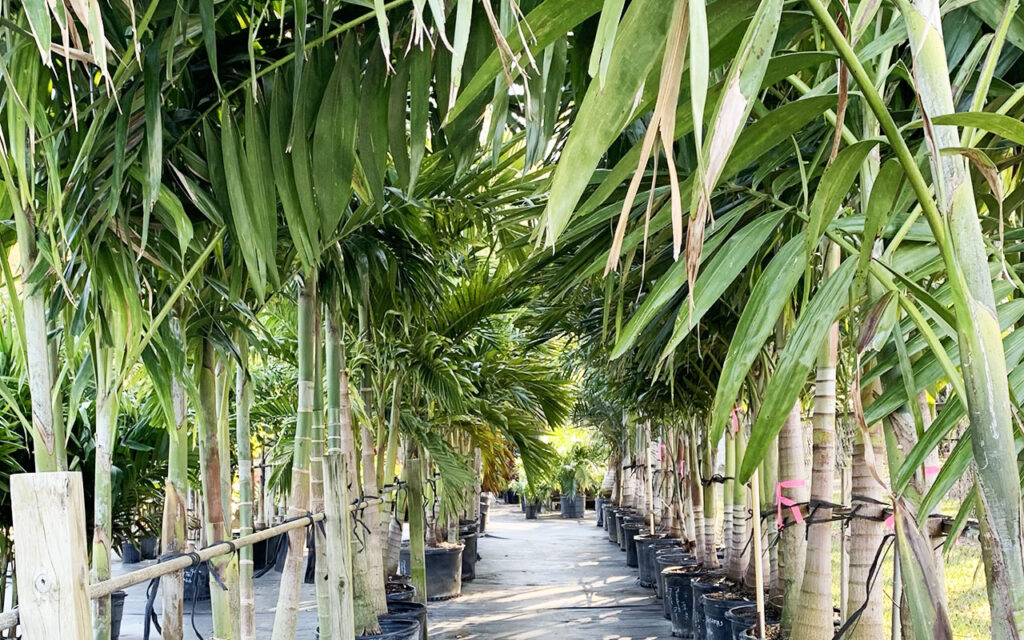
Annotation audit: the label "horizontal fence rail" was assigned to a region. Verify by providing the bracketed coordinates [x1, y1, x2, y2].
[2, 476, 402, 634]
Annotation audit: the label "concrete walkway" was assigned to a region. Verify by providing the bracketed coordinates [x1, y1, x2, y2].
[429, 501, 669, 640]
[117, 500, 667, 639]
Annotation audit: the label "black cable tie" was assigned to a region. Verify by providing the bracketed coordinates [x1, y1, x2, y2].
[187, 552, 202, 568]
[207, 560, 229, 591]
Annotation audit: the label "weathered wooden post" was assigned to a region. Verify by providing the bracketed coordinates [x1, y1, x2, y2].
[404, 456, 428, 605]
[323, 452, 356, 640]
[11, 472, 92, 639]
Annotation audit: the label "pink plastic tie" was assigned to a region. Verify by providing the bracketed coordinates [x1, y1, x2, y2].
[924, 466, 940, 477]
[659, 443, 667, 461]
[679, 459, 686, 476]
[730, 407, 741, 434]
[775, 479, 806, 528]
[884, 514, 895, 530]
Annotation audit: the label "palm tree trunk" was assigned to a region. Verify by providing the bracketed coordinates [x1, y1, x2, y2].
[215, 355, 240, 638]
[846, 378, 886, 640]
[728, 426, 748, 582]
[405, 453, 428, 604]
[235, 337, 256, 640]
[198, 338, 238, 640]
[91, 344, 117, 640]
[13, 209, 62, 472]
[309, 308, 332, 640]
[790, 242, 840, 640]
[161, 376, 189, 640]
[702, 432, 719, 569]
[723, 432, 735, 568]
[270, 272, 316, 640]
[689, 429, 706, 565]
[778, 401, 808, 632]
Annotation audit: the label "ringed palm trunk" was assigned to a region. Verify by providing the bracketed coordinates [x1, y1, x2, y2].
[728, 427, 748, 582]
[91, 344, 118, 640]
[198, 338, 239, 640]
[309, 310, 332, 639]
[723, 432, 735, 566]
[270, 272, 316, 640]
[215, 355, 240, 638]
[161, 376, 189, 640]
[778, 401, 808, 632]
[790, 242, 840, 640]
[235, 338, 256, 640]
[846, 378, 885, 639]
[688, 430, 706, 564]
[701, 435, 719, 569]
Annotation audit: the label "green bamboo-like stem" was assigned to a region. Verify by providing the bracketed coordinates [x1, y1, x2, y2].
[805, 2, 1024, 629]
[702, 428, 719, 569]
[161, 375, 189, 640]
[723, 430, 735, 567]
[326, 301, 344, 454]
[215, 354, 240, 637]
[790, 242, 840, 640]
[91, 343, 117, 640]
[12, 208, 61, 472]
[235, 335, 256, 640]
[778, 400, 808, 631]
[310, 306, 333, 639]
[270, 272, 316, 640]
[198, 338, 238, 640]
[728, 426, 748, 582]
[405, 454, 428, 604]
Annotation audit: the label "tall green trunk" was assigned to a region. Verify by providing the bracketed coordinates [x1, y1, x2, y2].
[728, 427, 748, 582]
[215, 354, 240, 638]
[723, 432, 735, 567]
[790, 243, 840, 640]
[236, 336, 256, 640]
[310, 308, 333, 639]
[271, 272, 316, 640]
[91, 344, 118, 640]
[702, 433, 719, 569]
[198, 338, 238, 640]
[161, 376, 189, 640]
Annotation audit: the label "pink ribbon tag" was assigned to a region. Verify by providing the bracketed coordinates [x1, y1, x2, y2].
[924, 466, 940, 477]
[776, 479, 806, 528]
[679, 459, 686, 476]
[730, 407, 741, 434]
[884, 514, 895, 530]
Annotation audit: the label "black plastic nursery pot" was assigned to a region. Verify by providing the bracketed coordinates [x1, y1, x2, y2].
[386, 581, 416, 603]
[606, 506, 620, 542]
[524, 502, 541, 519]
[110, 590, 127, 640]
[726, 605, 779, 640]
[618, 514, 644, 552]
[386, 602, 428, 640]
[656, 549, 694, 604]
[692, 576, 728, 640]
[663, 565, 703, 633]
[595, 498, 607, 526]
[635, 535, 675, 588]
[622, 522, 646, 567]
[479, 495, 490, 534]
[356, 617, 421, 640]
[703, 592, 755, 640]
[460, 532, 479, 581]
[399, 542, 464, 601]
[120, 542, 142, 565]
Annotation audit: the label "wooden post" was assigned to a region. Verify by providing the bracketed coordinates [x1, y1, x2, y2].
[12, 472, 92, 639]
[750, 469, 766, 639]
[323, 452, 356, 640]
[405, 456, 428, 605]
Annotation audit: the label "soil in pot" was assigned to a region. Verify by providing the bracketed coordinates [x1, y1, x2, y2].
[386, 581, 416, 603]
[356, 617, 421, 640]
[739, 622, 782, 640]
[385, 602, 428, 640]
[692, 575, 730, 640]
[635, 535, 676, 588]
[703, 590, 755, 640]
[460, 532, 479, 581]
[110, 590, 127, 640]
[663, 565, 705, 635]
[656, 549, 695, 604]
[399, 541, 464, 601]
[622, 523, 646, 568]
[726, 604, 780, 640]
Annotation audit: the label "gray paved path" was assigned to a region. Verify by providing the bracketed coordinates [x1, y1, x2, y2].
[117, 501, 668, 639]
